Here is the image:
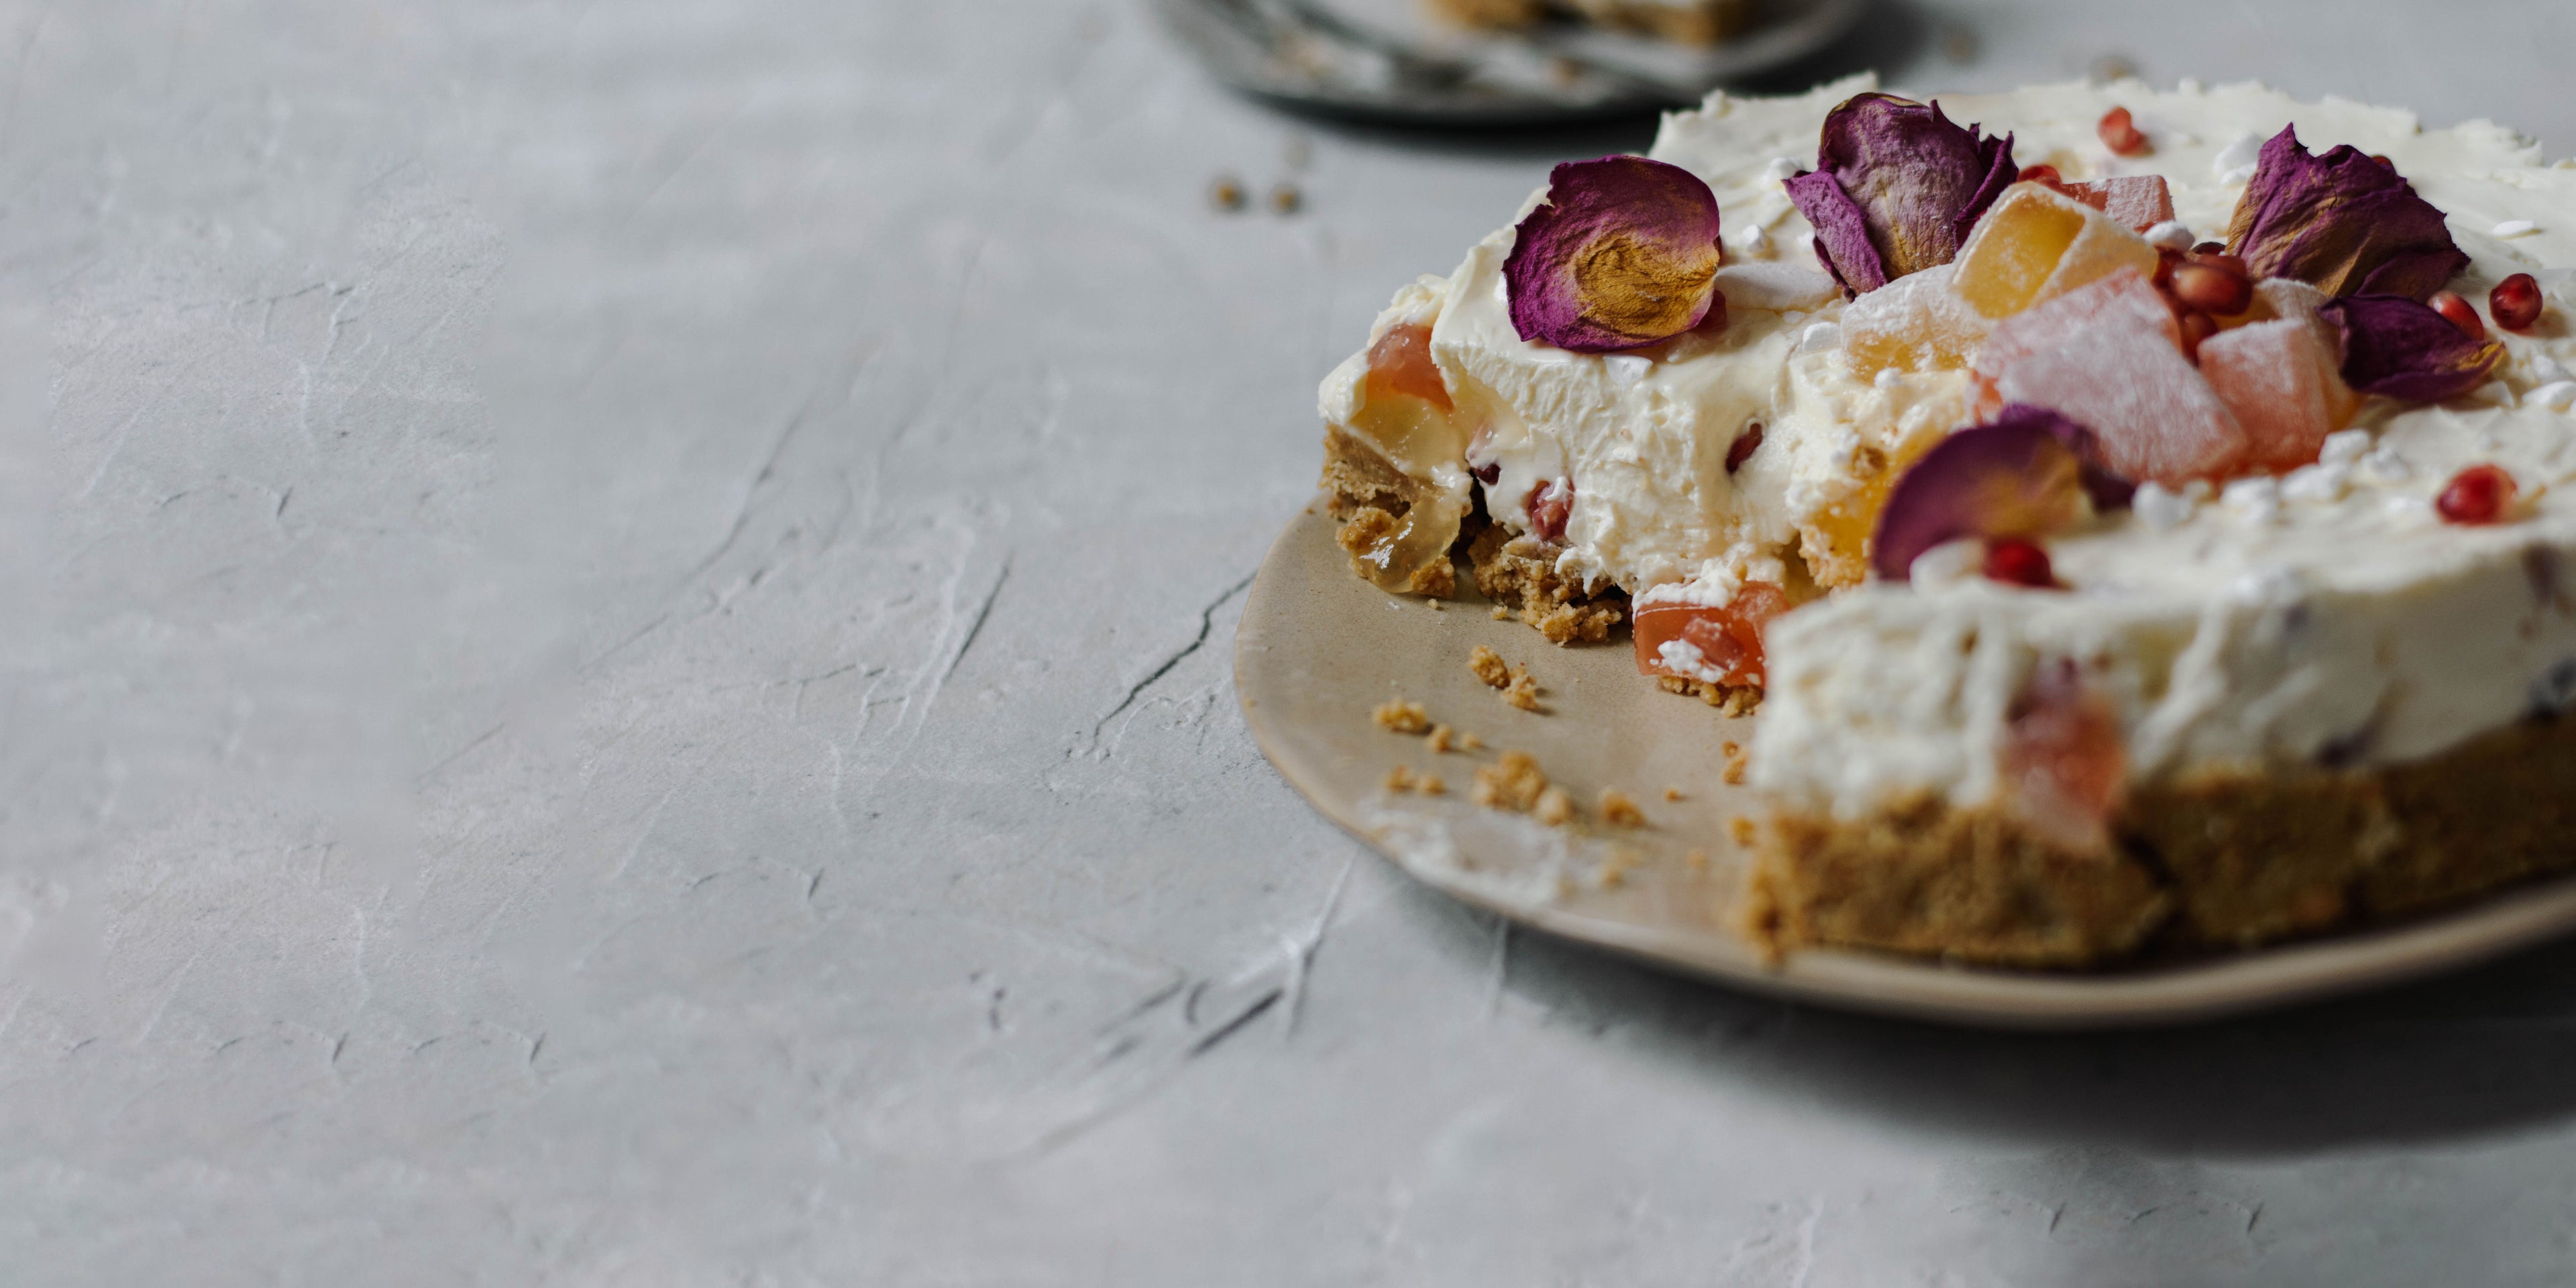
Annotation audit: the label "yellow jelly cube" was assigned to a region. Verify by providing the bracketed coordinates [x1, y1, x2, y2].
[1840, 263, 1994, 380]
[1952, 182, 2159, 321]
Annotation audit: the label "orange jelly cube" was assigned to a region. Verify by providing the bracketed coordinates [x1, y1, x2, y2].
[1633, 584, 1792, 688]
[1952, 182, 2159, 320]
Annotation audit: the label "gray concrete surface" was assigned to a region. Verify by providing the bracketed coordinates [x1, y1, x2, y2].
[11, 0, 2576, 1282]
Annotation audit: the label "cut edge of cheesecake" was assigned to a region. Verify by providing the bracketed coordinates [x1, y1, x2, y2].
[1747, 712, 2576, 967]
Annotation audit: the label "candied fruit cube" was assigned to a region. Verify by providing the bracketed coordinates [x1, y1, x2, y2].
[2198, 317, 2356, 472]
[1633, 584, 1792, 688]
[1989, 297, 2247, 483]
[1953, 182, 2160, 320]
[1364, 321, 1453, 410]
[2002, 660, 2126, 854]
[2061, 176, 2174, 233]
[1974, 268, 2180, 385]
[1839, 262, 1994, 379]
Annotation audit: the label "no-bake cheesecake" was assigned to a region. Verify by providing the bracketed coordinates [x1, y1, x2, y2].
[1316, 74, 2576, 966]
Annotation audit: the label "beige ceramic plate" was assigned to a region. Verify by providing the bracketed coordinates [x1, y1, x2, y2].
[1236, 504, 2576, 1029]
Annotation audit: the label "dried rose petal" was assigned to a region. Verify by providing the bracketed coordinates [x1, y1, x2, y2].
[1872, 406, 2100, 582]
[1786, 93, 2015, 294]
[2224, 126, 2469, 300]
[1504, 156, 1724, 353]
[2318, 294, 2506, 402]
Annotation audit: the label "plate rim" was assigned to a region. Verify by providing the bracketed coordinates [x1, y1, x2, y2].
[1236, 504, 2576, 1030]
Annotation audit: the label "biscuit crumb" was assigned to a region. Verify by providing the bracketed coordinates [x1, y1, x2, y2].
[1662, 787, 1684, 802]
[1728, 816, 1758, 845]
[1597, 846, 1641, 890]
[1384, 765, 1417, 792]
[1534, 785, 1574, 826]
[1503, 672, 1542, 712]
[1373, 699, 1430, 734]
[1460, 731, 1484, 751]
[1472, 751, 1549, 813]
[1428, 724, 1456, 753]
[1418, 774, 1446, 796]
[1686, 848, 1711, 872]
[1721, 741, 1749, 785]
[1491, 606, 1511, 620]
[1468, 645, 1513, 689]
[1599, 789, 1645, 828]
[1657, 674, 1758, 716]
[1429, 600, 1443, 612]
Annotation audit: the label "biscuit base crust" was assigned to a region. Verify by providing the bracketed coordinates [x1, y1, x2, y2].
[1750, 714, 2576, 968]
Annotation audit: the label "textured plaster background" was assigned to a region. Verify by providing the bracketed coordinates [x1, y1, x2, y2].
[10, 0, 2576, 1282]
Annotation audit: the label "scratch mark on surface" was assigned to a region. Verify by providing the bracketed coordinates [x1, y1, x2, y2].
[686, 397, 812, 584]
[623, 96, 751, 225]
[2246, 1201, 2263, 1234]
[1790, 1197, 1822, 1288]
[1279, 857, 1353, 1040]
[2047, 1203, 2064, 1234]
[1186, 988, 1279, 1057]
[1085, 570, 1256, 749]
[938, 553, 1012, 687]
[579, 612, 671, 674]
[419, 722, 504, 784]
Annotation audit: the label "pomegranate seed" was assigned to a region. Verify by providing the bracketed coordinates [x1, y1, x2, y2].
[2153, 246, 2182, 288]
[2436, 464, 2517, 526]
[2170, 261, 2253, 316]
[1983, 537, 2058, 588]
[2176, 310, 2219, 364]
[1471, 461, 1499, 486]
[2017, 164, 2062, 185]
[1525, 478, 1573, 541]
[2189, 250, 2249, 277]
[2097, 106, 2149, 156]
[2370, 154, 2394, 169]
[2491, 273, 2544, 331]
[2429, 290, 2485, 340]
[1725, 423, 1765, 474]
[2193, 241, 2228, 257]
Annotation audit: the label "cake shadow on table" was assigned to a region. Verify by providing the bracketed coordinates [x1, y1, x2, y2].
[1389, 871, 2576, 1152]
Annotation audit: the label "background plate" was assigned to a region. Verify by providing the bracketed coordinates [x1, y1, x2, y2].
[1236, 504, 2576, 1028]
[1152, 0, 1868, 127]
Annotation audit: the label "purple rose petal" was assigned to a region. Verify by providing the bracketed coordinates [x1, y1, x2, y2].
[2225, 126, 2469, 301]
[1785, 169, 1885, 294]
[1786, 93, 2015, 294]
[1872, 407, 2108, 582]
[2318, 294, 2506, 402]
[1503, 156, 1725, 354]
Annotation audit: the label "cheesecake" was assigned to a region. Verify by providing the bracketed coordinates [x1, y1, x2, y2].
[1315, 74, 2576, 966]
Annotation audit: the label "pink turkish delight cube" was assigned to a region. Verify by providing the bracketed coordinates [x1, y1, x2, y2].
[1974, 268, 2180, 385]
[2061, 176, 2175, 233]
[2198, 317, 2357, 472]
[1988, 297, 2248, 484]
